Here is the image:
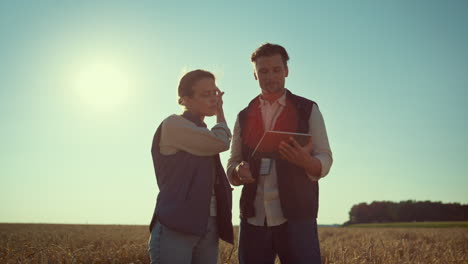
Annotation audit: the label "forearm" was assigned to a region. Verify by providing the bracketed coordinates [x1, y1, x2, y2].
[227, 160, 240, 185]
[161, 115, 231, 156]
[227, 117, 242, 186]
[228, 166, 243, 186]
[216, 109, 226, 124]
[307, 104, 333, 180]
[303, 155, 322, 179]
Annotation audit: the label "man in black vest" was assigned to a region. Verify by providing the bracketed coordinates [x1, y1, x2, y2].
[227, 43, 333, 264]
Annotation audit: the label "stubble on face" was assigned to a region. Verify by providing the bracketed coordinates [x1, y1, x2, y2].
[253, 54, 288, 94]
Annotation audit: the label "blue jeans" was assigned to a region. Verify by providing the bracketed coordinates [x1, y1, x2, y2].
[148, 216, 218, 264]
[238, 218, 322, 264]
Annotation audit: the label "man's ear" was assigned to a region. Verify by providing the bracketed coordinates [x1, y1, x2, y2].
[253, 71, 258, 80]
[285, 66, 289, 77]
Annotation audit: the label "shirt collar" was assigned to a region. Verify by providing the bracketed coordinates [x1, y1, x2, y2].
[258, 89, 287, 108]
[181, 111, 207, 128]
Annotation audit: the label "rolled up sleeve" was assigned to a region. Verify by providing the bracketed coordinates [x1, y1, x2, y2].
[160, 115, 232, 156]
[307, 104, 333, 181]
[227, 117, 243, 185]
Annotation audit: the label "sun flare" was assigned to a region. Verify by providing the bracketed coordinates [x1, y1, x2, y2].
[73, 61, 131, 112]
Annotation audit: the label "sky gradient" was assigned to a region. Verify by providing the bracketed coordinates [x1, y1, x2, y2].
[1, 0, 467, 225]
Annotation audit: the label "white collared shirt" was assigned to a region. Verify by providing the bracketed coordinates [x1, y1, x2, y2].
[227, 90, 333, 226]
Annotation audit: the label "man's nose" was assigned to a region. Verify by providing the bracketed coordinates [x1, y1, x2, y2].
[265, 71, 275, 79]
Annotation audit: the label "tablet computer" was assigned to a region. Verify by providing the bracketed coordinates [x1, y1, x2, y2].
[251, 130, 312, 159]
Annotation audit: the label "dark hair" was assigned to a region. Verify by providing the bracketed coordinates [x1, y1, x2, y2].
[178, 69, 215, 105]
[251, 43, 290, 67]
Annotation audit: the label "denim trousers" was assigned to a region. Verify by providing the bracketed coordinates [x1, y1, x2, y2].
[238, 218, 322, 264]
[148, 216, 219, 264]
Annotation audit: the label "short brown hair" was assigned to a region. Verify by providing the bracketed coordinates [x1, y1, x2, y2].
[251, 43, 289, 67]
[178, 69, 215, 105]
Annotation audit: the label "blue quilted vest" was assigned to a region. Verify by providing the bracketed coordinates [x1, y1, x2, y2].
[149, 112, 234, 244]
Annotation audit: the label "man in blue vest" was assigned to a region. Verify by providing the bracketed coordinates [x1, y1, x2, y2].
[227, 43, 333, 264]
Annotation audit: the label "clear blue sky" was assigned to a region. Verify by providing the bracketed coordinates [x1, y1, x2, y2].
[1, 0, 467, 225]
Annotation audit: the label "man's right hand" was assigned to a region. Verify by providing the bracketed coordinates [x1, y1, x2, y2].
[233, 161, 255, 185]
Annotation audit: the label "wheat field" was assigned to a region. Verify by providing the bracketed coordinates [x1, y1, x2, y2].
[0, 224, 467, 263]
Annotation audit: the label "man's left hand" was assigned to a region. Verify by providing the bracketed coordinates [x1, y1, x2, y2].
[278, 137, 313, 168]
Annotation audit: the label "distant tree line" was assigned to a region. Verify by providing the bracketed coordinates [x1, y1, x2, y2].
[345, 200, 468, 225]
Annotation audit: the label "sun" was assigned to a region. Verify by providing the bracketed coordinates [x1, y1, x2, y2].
[73, 60, 131, 112]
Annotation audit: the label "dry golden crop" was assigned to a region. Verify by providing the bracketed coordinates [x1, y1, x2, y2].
[1, 224, 467, 263]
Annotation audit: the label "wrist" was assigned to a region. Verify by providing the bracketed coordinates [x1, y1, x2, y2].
[231, 169, 242, 186]
[303, 155, 314, 169]
[216, 111, 226, 123]
[304, 156, 321, 177]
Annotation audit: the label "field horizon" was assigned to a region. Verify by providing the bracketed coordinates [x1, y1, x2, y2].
[1, 222, 467, 263]
[2, 220, 467, 227]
